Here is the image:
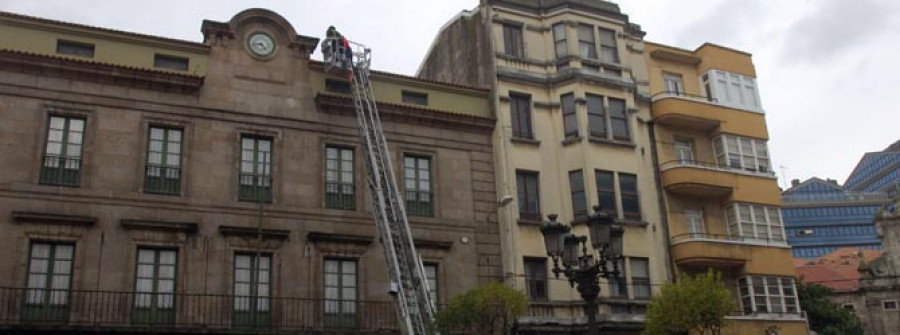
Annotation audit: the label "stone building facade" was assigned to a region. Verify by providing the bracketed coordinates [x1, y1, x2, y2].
[858, 196, 900, 335]
[0, 9, 499, 333]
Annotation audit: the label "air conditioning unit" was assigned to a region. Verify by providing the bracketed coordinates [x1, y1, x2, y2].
[796, 229, 814, 236]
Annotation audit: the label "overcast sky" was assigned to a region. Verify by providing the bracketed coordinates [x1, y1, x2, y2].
[3, 0, 897, 188]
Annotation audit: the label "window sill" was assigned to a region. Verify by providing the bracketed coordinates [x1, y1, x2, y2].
[561, 136, 582, 146]
[511, 137, 541, 146]
[517, 219, 543, 227]
[588, 136, 636, 149]
[619, 219, 648, 227]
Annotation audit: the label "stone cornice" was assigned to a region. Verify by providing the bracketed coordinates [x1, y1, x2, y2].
[218, 225, 291, 239]
[12, 211, 96, 226]
[315, 93, 496, 133]
[121, 219, 199, 233]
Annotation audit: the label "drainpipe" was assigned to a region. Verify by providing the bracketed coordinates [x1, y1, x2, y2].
[647, 120, 676, 281]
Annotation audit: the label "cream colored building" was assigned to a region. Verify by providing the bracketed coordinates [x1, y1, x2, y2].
[418, 1, 669, 333]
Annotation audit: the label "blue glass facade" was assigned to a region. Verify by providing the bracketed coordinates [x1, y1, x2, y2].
[782, 178, 888, 259]
[844, 142, 900, 196]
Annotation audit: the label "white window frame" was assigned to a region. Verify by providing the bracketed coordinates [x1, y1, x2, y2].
[884, 300, 899, 311]
[684, 209, 705, 238]
[663, 73, 684, 95]
[725, 203, 786, 244]
[674, 138, 694, 162]
[703, 69, 762, 112]
[737, 276, 799, 315]
[712, 134, 770, 173]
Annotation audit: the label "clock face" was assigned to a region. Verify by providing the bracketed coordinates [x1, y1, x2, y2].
[248, 32, 275, 57]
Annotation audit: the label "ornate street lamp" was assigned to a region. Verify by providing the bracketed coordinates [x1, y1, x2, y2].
[540, 206, 624, 335]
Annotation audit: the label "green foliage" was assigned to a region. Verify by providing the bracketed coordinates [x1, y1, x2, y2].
[644, 270, 734, 335]
[796, 281, 863, 335]
[431, 281, 528, 335]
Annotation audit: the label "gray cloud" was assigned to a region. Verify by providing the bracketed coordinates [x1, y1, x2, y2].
[780, 0, 896, 64]
[673, 0, 766, 49]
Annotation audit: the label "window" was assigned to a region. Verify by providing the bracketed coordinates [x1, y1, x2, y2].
[56, 39, 94, 58]
[516, 171, 541, 221]
[738, 276, 799, 314]
[404, 155, 432, 216]
[40, 116, 85, 186]
[706, 70, 759, 110]
[842, 303, 855, 311]
[552, 23, 567, 59]
[631, 258, 650, 299]
[523, 258, 547, 300]
[324, 259, 358, 328]
[325, 79, 352, 94]
[133, 249, 176, 324]
[595, 170, 641, 220]
[402, 91, 428, 106]
[23, 242, 74, 322]
[561, 93, 578, 138]
[608, 258, 626, 298]
[726, 203, 785, 243]
[598, 28, 618, 63]
[569, 170, 587, 218]
[239, 136, 273, 202]
[608, 98, 629, 141]
[587, 94, 606, 138]
[233, 254, 271, 327]
[663, 73, 684, 95]
[684, 209, 706, 238]
[674, 138, 694, 162]
[145, 127, 182, 195]
[502, 24, 524, 58]
[595, 170, 617, 216]
[577, 24, 596, 59]
[713, 135, 770, 173]
[424, 264, 439, 304]
[587, 95, 629, 142]
[325, 146, 355, 210]
[883, 300, 899, 311]
[619, 173, 640, 220]
[510, 93, 533, 139]
[153, 54, 189, 71]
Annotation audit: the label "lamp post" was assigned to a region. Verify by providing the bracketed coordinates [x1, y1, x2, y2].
[540, 206, 624, 335]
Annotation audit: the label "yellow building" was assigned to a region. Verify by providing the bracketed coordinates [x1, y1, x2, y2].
[419, 1, 669, 333]
[645, 42, 809, 334]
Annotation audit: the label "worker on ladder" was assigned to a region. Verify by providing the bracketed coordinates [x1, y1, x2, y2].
[324, 26, 353, 74]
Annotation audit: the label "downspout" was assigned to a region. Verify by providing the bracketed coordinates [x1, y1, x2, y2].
[647, 120, 676, 281]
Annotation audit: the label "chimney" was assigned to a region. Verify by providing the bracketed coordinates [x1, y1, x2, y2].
[791, 179, 800, 187]
[826, 178, 838, 186]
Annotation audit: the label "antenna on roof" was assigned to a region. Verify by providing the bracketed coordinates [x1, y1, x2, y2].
[780, 165, 789, 189]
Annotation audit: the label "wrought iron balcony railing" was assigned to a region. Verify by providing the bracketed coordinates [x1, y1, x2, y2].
[39, 155, 81, 187]
[0, 287, 400, 333]
[659, 159, 776, 178]
[670, 233, 788, 247]
[144, 165, 181, 195]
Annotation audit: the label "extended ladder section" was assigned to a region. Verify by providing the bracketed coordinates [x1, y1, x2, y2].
[321, 37, 436, 335]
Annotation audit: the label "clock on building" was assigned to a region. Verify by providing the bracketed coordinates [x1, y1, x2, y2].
[247, 32, 275, 57]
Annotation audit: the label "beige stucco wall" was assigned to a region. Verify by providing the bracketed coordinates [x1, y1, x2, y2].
[0, 14, 209, 75]
[487, 5, 669, 305]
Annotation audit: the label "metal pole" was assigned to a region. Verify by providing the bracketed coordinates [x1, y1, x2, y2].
[254, 157, 267, 328]
[585, 298, 599, 335]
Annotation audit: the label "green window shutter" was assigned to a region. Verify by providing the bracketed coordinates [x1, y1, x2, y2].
[239, 136, 273, 202]
[40, 116, 84, 186]
[144, 127, 182, 195]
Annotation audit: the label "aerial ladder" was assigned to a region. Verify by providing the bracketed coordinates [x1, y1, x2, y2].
[321, 33, 436, 335]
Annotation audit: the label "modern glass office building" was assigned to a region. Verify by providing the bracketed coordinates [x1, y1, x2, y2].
[783, 178, 889, 258]
[844, 140, 900, 196]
